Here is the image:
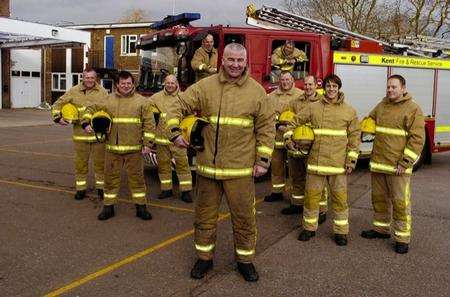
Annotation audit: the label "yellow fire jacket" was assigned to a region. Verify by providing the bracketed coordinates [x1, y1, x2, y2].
[191, 46, 218, 81]
[285, 92, 361, 174]
[268, 86, 304, 149]
[368, 93, 425, 175]
[149, 88, 182, 146]
[286, 92, 323, 158]
[82, 88, 156, 154]
[51, 82, 108, 142]
[271, 46, 308, 72]
[166, 68, 275, 180]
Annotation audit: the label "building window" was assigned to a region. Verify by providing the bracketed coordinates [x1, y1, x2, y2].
[121, 35, 137, 56]
[52, 73, 67, 91]
[72, 73, 83, 86]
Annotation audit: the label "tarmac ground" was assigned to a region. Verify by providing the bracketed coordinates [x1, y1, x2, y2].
[1, 109, 449, 297]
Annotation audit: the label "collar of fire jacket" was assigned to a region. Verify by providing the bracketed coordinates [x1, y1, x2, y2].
[114, 86, 136, 98]
[218, 67, 249, 86]
[384, 92, 412, 104]
[323, 91, 345, 105]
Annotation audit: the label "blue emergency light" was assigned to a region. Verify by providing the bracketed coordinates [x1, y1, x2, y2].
[150, 13, 201, 30]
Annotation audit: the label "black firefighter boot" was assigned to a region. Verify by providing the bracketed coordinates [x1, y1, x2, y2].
[135, 204, 152, 220]
[361, 229, 391, 239]
[281, 204, 303, 215]
[97, 189, 104, 200]
[180, 191, 193, 203]
[74, 190, 86, 200]
[394, 242, 409, 254]
[237, 262, 259, 282]
[298, 230, 316, 241]
[190, 259, 213, 279]
[97, 205, 115, 220]
[158, 189, 173, 199]
[264, 192, 283, 202]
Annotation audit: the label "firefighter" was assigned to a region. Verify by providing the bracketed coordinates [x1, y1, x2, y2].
[166, 43, 275, 282]
[82, 71, 156, 221]
[285, 74, 360, 246]
[51, 68, 108, 200]
[264, 71, 303, 202]
[149, 75, 193, 203]
[361, 74, 424, 254]
[271, 40, 308, 72]
[191, 34, 218, 81]
[282, 75, 328, 220]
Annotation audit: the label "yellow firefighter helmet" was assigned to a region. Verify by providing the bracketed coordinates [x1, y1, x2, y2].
[91, 111, 112, 142]
[291, 124, 314, 156]
[361, 117, 376, 134]
[61, 103, 79, 122]
[278, 110, 295, 125]
[179, 115, 209, 151]
[360, 117, 376, 142]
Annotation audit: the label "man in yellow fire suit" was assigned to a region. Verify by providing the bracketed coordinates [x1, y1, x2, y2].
[361, 74, 424, 254]
[167, 43, 275, 282]
[51, 68, 108, 200]
[191, 34, 218, 81]
[271, 40, 307, 72]
[150, 75, 193, 203]
[282, 75, 328, 220]
[82, 71, 156, 221]
[264, 71, 303, 202]
[285, 74, 360, 246]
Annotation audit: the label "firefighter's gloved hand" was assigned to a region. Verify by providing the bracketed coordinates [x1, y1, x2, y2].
[173, 135, 189, 148]
[84, 125, 94, 133]
[253, 164, 268, 178]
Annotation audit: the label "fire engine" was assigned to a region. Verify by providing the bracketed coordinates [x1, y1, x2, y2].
[137, 6, 450, 170]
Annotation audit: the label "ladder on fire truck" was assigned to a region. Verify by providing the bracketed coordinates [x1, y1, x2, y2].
[246, 4, 448, 57]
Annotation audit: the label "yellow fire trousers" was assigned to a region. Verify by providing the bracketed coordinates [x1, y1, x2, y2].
[103, 151, 147, 206]
[271, 148, 287, 193]
[156, 144, 192, 192]
[73, 141, 105, 191]
[371, 173, 412, 243]
[303, 174, 348, 234]
[288, 157, 328, 212]
[194, 175, 257, 263]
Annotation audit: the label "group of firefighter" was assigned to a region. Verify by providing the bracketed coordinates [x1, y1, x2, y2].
[51, 36, 424, 282]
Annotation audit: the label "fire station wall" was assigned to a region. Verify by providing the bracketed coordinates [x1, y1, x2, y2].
[89, 27, 151, 74]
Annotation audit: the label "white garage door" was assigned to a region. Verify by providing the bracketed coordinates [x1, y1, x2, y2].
[11, 49, 42, 108]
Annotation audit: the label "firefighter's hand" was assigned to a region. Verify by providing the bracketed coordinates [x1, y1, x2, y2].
[253, 165, 268, 178]
[142, 146, 151, 154]
[286, 141, 297, 151]
[58, 119, 69, 126]
[84, 125, 94, 133]
[277, 125, 287, 132]
[208, 67, 217, 74]
[396, 165, 406, 175]
[173, 135, 189, 148]
[288, 59, 296, 64]
[345, 166, 353, 175]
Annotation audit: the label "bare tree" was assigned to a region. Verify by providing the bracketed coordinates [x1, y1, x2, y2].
[118, 9, 151, 23]
[283, 0, 449, 38]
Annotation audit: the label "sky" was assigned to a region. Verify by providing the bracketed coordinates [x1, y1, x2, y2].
[11, 0, 283, 26]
